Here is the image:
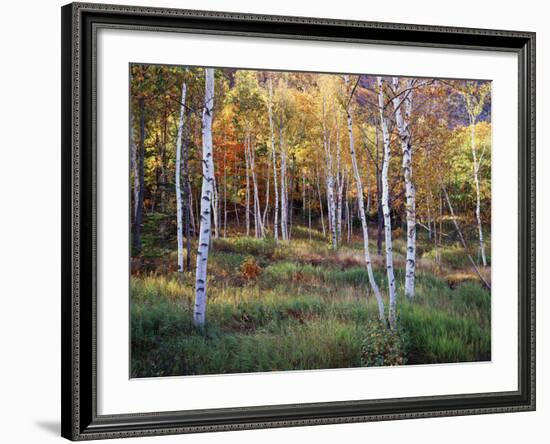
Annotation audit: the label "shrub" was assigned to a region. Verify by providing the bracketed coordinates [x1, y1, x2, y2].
[360, 321, 409, 367]
[240, 256, 262, 282]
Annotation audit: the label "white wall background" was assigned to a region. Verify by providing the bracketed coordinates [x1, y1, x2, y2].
[0, 0, 545, 443]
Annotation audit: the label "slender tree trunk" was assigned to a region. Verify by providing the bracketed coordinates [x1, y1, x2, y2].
[323, 97, 337, 250]
[375, 127, 383, 256]
[437, 189, 443, 266]
[192, 185, 199, 238]
[316, 169, 326, 237]
[263, 160, 270, 230]
[377, 76, 397, 329]
[245, 134, 251, 236]
[223, 147, 228, 238]
[441, 184, 491, 290]
[392, 77, 417, 299]
[302, 170, 307, 222]
[426, 193, 433, 241]
[268, 77, 279, 242]
[182, 109, 192, 269]
[212, 171, 220, 239]
[279, 120, 288, 240]
[337, 171, 345, 243]
[175, 81, 187, 272]
[469, 115, 487, 266]
[234, 155, 240, 228]
[346, 186, 351, 243]
[288, 168, 294, 239]
[132, 97, 145, 254]
[130, 110, 137, 229]
[345, 75, 386, 323]
[193, 68, 215, 328]
[249, 137, 264, 238]
[326, 178, 332, 234]
[308, 183, 312, 240]
[336, 131, 344, 244]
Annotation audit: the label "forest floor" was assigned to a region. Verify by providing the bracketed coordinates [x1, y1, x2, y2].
[131, 224, 491, 378]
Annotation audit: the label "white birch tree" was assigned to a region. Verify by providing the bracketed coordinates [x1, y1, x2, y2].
[322, 97, 338, 250]
[267, 76, 279, 241]
[244, 134, 251, 236]
[279, 118, 289, 240]
[391, 77, 416, 299]
[377, 76, 397, 329]
[193, 68, 215, 328]
[249, 137, 265, 238]
[457, 82, 490, 267]
[316, 169, 326, 237]
[344, 75, 386, 323]
[336, 123, 345, 243]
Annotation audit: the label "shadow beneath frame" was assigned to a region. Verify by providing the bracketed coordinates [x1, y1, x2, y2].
[35, 420, 60, 436]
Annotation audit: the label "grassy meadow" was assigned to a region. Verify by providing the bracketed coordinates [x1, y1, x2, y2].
[131, 223, 490, 378]
[129, 66, 492, 378]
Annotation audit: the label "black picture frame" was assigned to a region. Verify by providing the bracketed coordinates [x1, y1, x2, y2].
[61, 2, 536, 440]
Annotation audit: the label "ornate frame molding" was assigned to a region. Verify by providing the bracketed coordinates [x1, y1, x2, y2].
[61, 2, 535, 440]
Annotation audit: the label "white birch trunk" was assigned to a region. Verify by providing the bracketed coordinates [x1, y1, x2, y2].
[245, 134, 251, 237]
[316, 169, 326, 237]
[344, 76, 386, 322]
[249, 137, 264, 238]
[322, 97, 337, 250]
[377, 76, 397, 329]
[288, 171, 294, 239]
[280, 122, 288, 241]
[308, 183, 312, 240]
[263, 163, 270, 230]
[337, 172, 345, 243]
[469, 115, 487, 266]
[391, 77, 416, 299]
[193, 68, 215, 328]
[175, 81, 187, 272]
[267, 78, 279, 242]
[336, 128, 344, 243]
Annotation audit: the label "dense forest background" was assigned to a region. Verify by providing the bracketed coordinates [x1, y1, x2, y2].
[130, 65, 492, 377]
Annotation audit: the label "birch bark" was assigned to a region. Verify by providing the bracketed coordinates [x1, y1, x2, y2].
[249, 137, 265, 238]
[391, 77, 416, 299]
[469, 114, 487, 267]
[336, 126, 344, 243]
[344, 75, 386, 323]
[316, 169, 326, 237]
[279, 120, 288, 240]
[263, 157, 270, 230]
[267, 78, 280, 242]
[245, 134, 251, 236]
[459, 86, 489, 267]
[193, 68, 215, 328]
[377, 76, 397, 329]
[322, 97, 337, 250]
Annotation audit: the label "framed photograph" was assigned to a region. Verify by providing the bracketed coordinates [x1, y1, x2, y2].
[61, 2, 535, 440]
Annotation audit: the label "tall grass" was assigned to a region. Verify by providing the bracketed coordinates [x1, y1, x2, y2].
[131, 236, 491, 377]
